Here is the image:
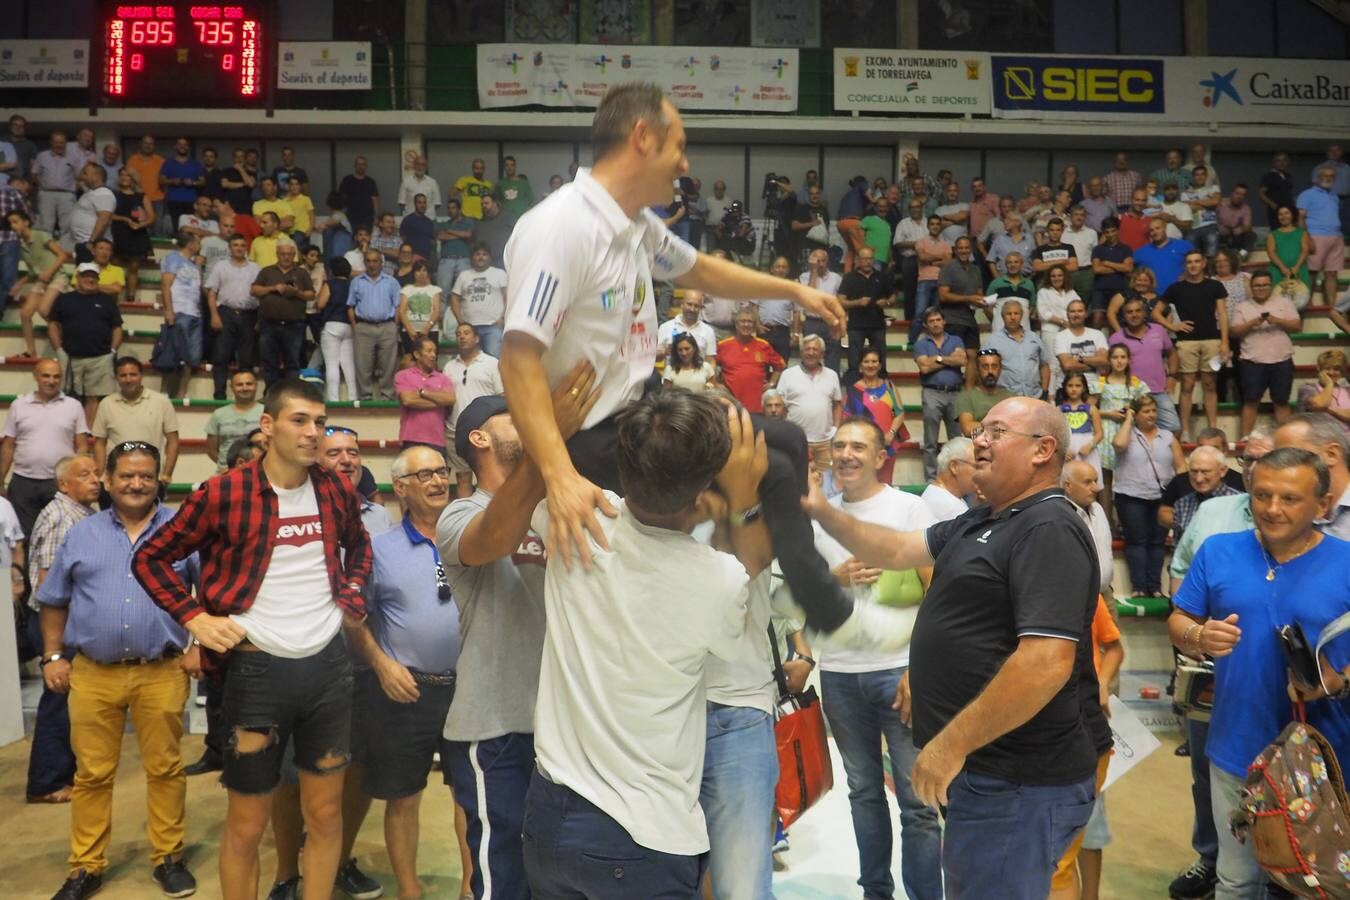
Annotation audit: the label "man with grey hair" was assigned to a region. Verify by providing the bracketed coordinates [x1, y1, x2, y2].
[922, 435, 975, 522]
[1160, 445, 1241, 543]
[1297, 165, 1344, 309]
[984, 299, 1050, 399]
[760, 388, 787, 419]
[1274, 412, 1350, 539]
[804, 397, 1109, 899]
[798, 249, 844, 372]
[776, 332, 842, 465]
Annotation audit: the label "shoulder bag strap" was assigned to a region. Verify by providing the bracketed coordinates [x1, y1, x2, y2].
[1314, 610, 1350, 696]
[768, 624, 791, 703]
[1134, 429, 1167, 492]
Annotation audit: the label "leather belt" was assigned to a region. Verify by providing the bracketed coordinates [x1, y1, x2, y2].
[410, 668, 456, 687]
[83, 650, 183, 666]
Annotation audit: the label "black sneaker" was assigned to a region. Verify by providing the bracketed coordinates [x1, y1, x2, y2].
[266, 877, 301, 900]
[335, 858, 383, 899]
[1168, 858, 1217, 899]
[152, 859, 197, 897]
[51, 870, 102, 900]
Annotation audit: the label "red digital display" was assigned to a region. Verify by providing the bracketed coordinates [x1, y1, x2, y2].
[103, 2, 262, 102]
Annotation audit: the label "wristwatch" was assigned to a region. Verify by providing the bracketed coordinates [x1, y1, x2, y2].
[728, 503, 763, 527]
[799, 655, 817, 670]
[40, 652, 64, 668]
[935, 354, 944, 365]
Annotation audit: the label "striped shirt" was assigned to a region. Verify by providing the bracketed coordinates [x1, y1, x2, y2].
[27, 491, 95, 611]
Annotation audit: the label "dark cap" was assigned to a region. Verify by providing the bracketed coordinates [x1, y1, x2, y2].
[455, 395, 509, 462]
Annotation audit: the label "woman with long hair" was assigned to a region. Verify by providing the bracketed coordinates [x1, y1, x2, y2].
[110, 166, 155, 300]
[663, 333, 715, 392]
[1098, 343, 1149, 528]
[397, 259, 443, 354]
[1111, 393, 1184, 596]
[842, 348, 909, 485]
[1266, 204, 1313, 292]
[1106, 266, 1160, 335]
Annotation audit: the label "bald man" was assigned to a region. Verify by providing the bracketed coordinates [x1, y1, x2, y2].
[0, 358, 91, 535]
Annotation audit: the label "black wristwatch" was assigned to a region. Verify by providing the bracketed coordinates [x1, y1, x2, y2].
[729, 503, 763, 527]
[799, 655, 817, 670]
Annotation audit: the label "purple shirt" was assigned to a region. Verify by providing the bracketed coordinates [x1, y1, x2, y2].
[394, 367, 452, 446]
[1109, 324, 1174, 393]
[2, 392, 90, 480]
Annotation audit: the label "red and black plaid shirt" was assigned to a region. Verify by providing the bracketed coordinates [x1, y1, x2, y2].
[133, 458, 372, 628]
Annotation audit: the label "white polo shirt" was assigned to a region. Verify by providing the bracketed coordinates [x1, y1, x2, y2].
[776, 363, 841, 443]
[442, 351, 503, 431]
[656, 315, 717, 365]
[503, 168, 699, 429]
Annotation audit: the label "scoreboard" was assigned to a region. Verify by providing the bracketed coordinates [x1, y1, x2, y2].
[102, 3, 267, 104]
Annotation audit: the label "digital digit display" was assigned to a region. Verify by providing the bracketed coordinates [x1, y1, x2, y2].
[102, 2, 264, 105]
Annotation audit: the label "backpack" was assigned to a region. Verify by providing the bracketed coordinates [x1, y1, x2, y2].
[1230, 612, 1350, 899]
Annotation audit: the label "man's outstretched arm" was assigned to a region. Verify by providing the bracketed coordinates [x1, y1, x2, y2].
[677, 252, 846, 334]
[802, 475, 934, 571]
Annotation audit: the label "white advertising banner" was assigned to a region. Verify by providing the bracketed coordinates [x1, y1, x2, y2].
[277, 42, 372, 90]
[0, 40, 89, 89]
[834, 49, 990, 115]
[477, 44, 799, 112]
[1166, 56, 1350, 126]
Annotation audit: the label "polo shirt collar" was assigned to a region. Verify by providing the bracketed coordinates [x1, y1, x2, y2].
[573, 167, 634, 238]
[26, 390, 69, 404]
[400, 515, 441, 561]
[988, 488, 1071, 522]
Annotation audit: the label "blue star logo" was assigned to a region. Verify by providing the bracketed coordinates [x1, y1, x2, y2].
[1200, 69, 1242, 108]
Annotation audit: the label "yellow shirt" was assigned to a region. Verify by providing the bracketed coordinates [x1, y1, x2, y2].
[98, 264, 125, 298]
[251, 197, 295, 229]
[285, 193, 314, 234]
[453, 176, 493, 219]
[248, 233, 294, 268]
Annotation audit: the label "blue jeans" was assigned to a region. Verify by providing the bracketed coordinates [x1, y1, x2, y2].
[908, 281, 940, 343]
[943, 769, 1096, 900]
[26, 610, 75, 797]
[170, 314, 203, 366]
[0, 239, 19, 304]
[1187, 717, 1218, 866]
[522, 770, 707, 899]
[445, 733, 535, 900]
[1187, 226, 1219, 258]
[1151, 391, 1181, 433]
[474, 323, 504, 357]
[1114, 492, 1166, 595]
[437, 256, 470, 302]
[699, 703, 777, 900]
[821, 667, 943, 900]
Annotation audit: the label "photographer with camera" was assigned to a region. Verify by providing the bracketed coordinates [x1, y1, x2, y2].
[793, 184, 832, 269]
[762, 173, 797, 262]
[715, 202, 757, 263]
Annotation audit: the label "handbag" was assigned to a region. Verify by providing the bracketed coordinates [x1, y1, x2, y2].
[806, 221, 829, 245]
[150, 324, 181, 373]
[768, 625, 833, 829]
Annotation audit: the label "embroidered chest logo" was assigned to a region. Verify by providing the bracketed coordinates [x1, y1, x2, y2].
[275, 514, 323, 547]
[976, 528, 993, 544]
[631, 278, 647, 313]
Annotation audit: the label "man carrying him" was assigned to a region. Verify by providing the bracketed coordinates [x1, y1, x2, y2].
[252, 241, 314, 390]
[493, 155, 535, 219]
[776, 334, 843, 471]
[717, 307, 785, 413]
[450, 242, 508, 357]
[395, 337, 455, 452]
[206, 235, 262, 401]
[159, 231, 204, 399]
[39, 441, 199, 900]
[803, 397, 1103, 899]
[811, 416, 944, 900]
[955, 349, 1014, 437]
[0, 358, 89, 536]
[1216, 184, 1255, 257]
[344, 446, 460, 900]
[984, 300, 1049, 400]
[46, 264, 124, 427]
[922, 436, 976, 522]
[205, 371, 262, 474]
[1168, 448, 1350, 900]
[914, 306, 967, 481]
[24, 454, 100, 807]
[348, 247, 402, 401]
[1298, 166, 1345, 309]
[1161, 249, 1229, 440]
[133, 379, 374, 900]
[1054, 298, 1109, 394]
[838, 246, 892, 375]
[657, 289, 717, 367]
[523, 390, 770, 897]
[397, 155, 441, 216]
[441, 323, 503, 499]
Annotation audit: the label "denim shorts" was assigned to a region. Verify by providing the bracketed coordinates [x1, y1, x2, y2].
[220, 635, 354, 794]
[356, 667, 455, 800]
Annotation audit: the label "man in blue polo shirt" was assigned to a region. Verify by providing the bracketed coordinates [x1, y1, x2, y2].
[348, 248, 401, 401]
[345, 445, 461, 900]
[913, 307, 967, 481]
[1133, 218, 1193, 293]
[1298, 166, 1345, 309]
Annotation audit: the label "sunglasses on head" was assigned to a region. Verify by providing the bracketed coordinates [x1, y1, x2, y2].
[324, 426, 359, 439]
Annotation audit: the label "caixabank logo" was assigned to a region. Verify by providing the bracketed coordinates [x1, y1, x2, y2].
[992, 56, 1164, 114]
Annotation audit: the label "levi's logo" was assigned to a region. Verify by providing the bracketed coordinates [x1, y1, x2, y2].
[512, 532, 547, 566]
[275, 514, 323, 547]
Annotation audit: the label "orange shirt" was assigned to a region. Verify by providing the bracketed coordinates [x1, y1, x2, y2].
[126, 152, 166, 202]
[1090, 595, 1121, 674]
[717, 336, 784, 413]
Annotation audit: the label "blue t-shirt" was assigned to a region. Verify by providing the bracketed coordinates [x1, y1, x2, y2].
[160, 158, 205, 204]
[1133, 238, 1193, 293]
[1173, 531, 1350, 778]
[913, 333, 964, 389]
[1297, 186, 1341, 236]
[1090, 242, 1132, 294]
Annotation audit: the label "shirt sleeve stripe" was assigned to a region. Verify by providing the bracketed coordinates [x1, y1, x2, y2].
[538, 275, 560, 324]
[526, 271, 545, 318]
[1017, 629, 1081, 642]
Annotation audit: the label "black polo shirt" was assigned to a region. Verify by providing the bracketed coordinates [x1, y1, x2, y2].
[47, 290, 124, 358]
[910, 488, 1100, 785]
[839, 268, 892, 330]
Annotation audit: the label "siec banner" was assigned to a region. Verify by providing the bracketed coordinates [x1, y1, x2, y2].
[277, 42, 371, 90]
[0, 40, 89, 89]
[834, 49, 990, 114]
[991, 54, 1165, 118]
[1166, 56, 1350, 126]
[477, 44, 798, 112]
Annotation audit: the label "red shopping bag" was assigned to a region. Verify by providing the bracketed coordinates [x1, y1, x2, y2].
[769, 626, 833, 828]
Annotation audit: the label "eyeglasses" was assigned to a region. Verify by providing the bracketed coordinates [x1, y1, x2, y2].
[435, 562, 452, 603]
[324, 426, 359, 439]
[396, 466, 451, 484]
[970, 424, 1048, 443]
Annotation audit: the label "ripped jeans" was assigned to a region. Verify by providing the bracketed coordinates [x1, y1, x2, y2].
[219, 635, 354, 794]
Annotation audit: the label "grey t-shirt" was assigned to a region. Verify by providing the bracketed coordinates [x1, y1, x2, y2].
[937, 259, 983, 329]
[438, 489, 548, 741]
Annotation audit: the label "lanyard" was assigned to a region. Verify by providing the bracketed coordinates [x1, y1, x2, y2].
[401, 516, 441, 565]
